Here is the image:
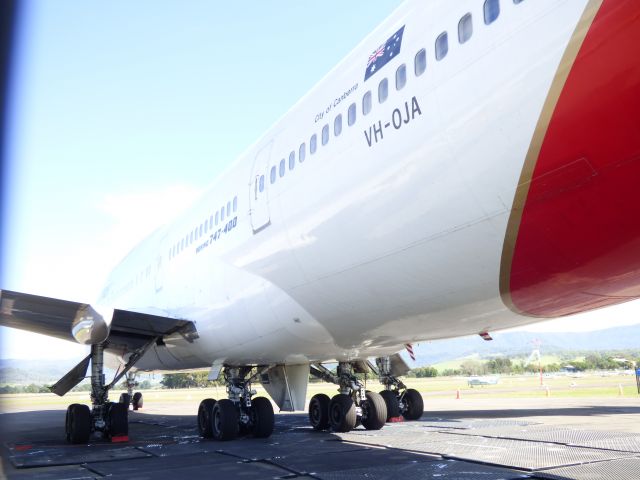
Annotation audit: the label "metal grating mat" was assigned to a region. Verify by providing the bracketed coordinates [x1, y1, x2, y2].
[6, 444, 152, 469]
[315, 459, 532, 480]
[579, 437, 640, 453]
[438, 426, 639, 448]
[267, 447, 440, 475]
[441, 443, 635, 471]
[532, 457, 640, 480]
[341, 431, 636, 471]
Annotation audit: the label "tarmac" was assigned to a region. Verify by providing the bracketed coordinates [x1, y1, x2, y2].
[1, 396, 639, 479]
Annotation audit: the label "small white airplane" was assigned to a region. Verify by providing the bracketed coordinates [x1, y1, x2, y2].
[2, 0, 639, 443]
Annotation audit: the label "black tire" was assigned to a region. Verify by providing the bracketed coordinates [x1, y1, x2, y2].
[251, 397, 274, 438]
[402, 388, 424, 420]
[212, 399, 239, 441]
[361, 391, 387, 430]
[328, 394, 357, 433]
[65, 404, 91, 444]
[308, 393, 330, 431]
[107, 402, 129, 438]
[197, 398, 216, 438]
[119, 393, 131, 406]
[132, 391, 143, 410]
[379, 390, 400, 420]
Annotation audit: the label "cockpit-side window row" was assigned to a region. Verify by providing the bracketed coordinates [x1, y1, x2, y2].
[263, 0, 517, 191]
[169, 195, 238, 260]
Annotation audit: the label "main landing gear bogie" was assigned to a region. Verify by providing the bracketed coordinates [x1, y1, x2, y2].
[308, 362, 393, 434]
[196, 366, 275, 441]
[308, 358, 425, 433]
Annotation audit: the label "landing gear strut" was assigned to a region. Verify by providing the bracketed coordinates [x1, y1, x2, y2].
[197, 366, 275, 441]
[376, 356, 424, 421]
[309, 362, 387, 433]
[119, 372, 143, 410]
[65, 340, 154, 444]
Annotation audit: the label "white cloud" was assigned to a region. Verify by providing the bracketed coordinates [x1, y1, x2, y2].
[2, 183, 204, 360]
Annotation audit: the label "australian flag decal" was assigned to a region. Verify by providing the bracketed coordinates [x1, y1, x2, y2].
[365, 26, 405, 81]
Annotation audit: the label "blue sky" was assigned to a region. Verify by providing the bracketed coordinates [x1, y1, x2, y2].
[1, 1, 638, 360]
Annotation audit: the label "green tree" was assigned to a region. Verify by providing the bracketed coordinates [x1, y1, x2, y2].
[459, 359, 487, 376]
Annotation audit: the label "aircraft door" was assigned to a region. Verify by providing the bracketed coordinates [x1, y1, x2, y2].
[249, 141, 273, 233]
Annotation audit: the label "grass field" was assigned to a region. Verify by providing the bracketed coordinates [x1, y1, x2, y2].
[1, 372, 637, 412]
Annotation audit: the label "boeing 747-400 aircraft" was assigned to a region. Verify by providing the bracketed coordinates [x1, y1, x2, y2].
[2, 0, 639, 443]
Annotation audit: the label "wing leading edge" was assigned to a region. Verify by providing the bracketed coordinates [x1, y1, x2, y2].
[0, 289, 196, 351]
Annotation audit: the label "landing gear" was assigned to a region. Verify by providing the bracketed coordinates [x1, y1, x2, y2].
[65, 403, 90, 444]
[64, 339, 155, 443]
[197, 366, 275, 441]
[132, 391, 143, 410]
[328, 393, 357, 432]
[119, 373, 143, 410]
[376, 356, 424, 421]
[309, 362, 387, 433]
[308, 393, 330, 430]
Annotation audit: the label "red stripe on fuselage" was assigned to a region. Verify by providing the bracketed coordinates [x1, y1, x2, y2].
[508, 0, 640, 317]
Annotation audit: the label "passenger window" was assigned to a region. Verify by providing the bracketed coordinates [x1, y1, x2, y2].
[181, 238, 184, 249]
[226, 201, 231, 216]
[204, 221, 208, 233]
[435, 32, 448, 61]
[334, 114, 342, 136]
[209, 215, 214, 229]
[363, 90, 372, 115]
[199, 224, 203, 236]
[415, 49, 427, 76]
[259, 175, 265, 192]
[299, 143, 306, 162]
[322, 124, 329, 145]
[484, 0, 500, 24]
[233, 196, 237, 212]
[348, 103, 356, 126]
[270, 165, 276, 184]
[220, 206, 225, 221]
[458, 13, 473, 44]
[310, 134, 317, 154]
[378, 78, 388, 103]
[190, 231, 193, 243]
[215, 211, 219, 225]
[396, 64, 407, 90]
[279, 158, 285, 177]
[289, 151, 295, 170]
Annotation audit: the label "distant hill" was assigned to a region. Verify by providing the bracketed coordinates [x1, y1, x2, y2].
[411, 324, 640, 366]
[0, 358, 119, 386]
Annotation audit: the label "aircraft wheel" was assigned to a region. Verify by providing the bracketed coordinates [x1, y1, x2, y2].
[65, 404, 91, 444]
[119, 393, 131, 407]
[251, 397, 274, 438]
[132, 392, 143, 410]
[379, 390, 400, 420]
[328, 394, 357, 433]
[197, 398, 216, 438]
[106, 402, 129, 439]
[308, 393, 330, 431]
[212, 399, 239, 441]
[402, 389, 424, 420]
[361, 391, 386, 430]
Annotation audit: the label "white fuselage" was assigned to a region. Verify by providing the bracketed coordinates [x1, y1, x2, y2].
[98, 0, 593, 370]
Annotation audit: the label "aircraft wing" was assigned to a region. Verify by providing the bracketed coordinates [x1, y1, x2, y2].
[0, 289, 195, 350]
